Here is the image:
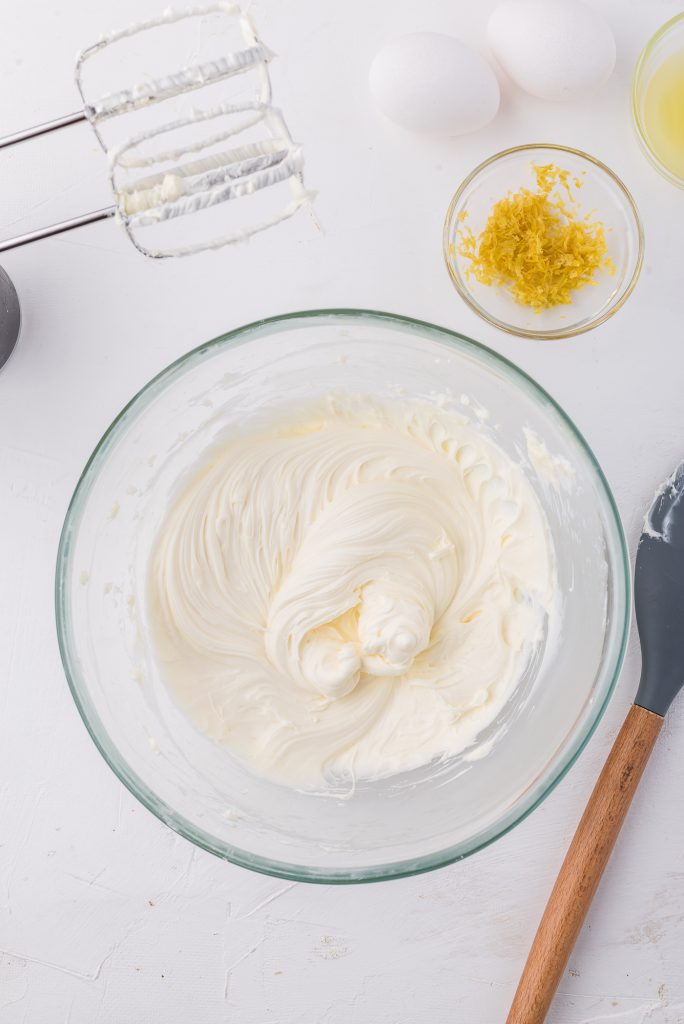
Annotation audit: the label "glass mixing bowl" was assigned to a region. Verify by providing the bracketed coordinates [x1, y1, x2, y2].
[56, 310, 630, 882]
[443, 145, 644, 340]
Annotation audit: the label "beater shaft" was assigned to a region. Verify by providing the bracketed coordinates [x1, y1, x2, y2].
[0, 111, 86, 150]
[0, 207, 116, 252]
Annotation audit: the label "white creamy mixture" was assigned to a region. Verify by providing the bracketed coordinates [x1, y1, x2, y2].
[148, 397, 555, 786]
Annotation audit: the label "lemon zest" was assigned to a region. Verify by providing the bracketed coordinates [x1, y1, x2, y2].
[457, 163, 615, 312]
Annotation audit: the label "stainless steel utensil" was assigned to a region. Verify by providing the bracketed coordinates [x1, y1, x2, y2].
[0, 4, 312, 259]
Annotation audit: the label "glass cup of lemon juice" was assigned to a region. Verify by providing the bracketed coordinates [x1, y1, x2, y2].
[633, 13, 684, 187]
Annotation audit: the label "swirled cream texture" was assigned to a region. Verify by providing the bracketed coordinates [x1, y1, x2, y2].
[148, 397, 555, 786]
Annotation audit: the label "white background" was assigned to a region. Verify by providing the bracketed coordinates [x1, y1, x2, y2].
[1, 0, 683, 1021]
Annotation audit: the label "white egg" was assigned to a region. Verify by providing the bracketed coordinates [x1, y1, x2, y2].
[488, 0, 616, 101]
[369, 33, 500, 137]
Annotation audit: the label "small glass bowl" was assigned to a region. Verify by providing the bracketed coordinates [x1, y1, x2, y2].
[633, 13, 684, 188]
[443, 144, 644, 340]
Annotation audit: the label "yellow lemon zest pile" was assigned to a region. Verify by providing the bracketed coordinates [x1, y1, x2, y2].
[455, 164, 614, 312]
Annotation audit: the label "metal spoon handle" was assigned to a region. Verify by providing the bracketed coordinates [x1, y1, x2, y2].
[506, 704, 663, 1024]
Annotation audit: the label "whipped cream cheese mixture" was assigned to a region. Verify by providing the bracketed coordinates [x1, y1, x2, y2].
[147, 396, 555, 786]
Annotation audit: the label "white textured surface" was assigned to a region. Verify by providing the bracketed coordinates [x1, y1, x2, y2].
[0, 0, 683, 1021]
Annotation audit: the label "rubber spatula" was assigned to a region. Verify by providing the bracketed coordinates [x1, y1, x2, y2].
[507, 463, 684, 1024]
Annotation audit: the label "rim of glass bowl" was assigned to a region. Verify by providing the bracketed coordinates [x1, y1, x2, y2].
[55, 309, 631, 884]
[632, 12, 684, 189]
[443, 144, 645, 340]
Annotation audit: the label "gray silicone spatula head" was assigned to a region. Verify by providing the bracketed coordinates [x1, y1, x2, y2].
[635, 462, 684, 716]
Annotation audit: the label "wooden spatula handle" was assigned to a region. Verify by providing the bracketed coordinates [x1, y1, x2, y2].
[506, 703, 663, 1024]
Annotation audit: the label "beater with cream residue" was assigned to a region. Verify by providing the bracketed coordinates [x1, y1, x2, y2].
[0, 3, 315, 258]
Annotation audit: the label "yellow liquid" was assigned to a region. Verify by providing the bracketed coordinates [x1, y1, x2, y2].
[643, 50, 684, 180]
